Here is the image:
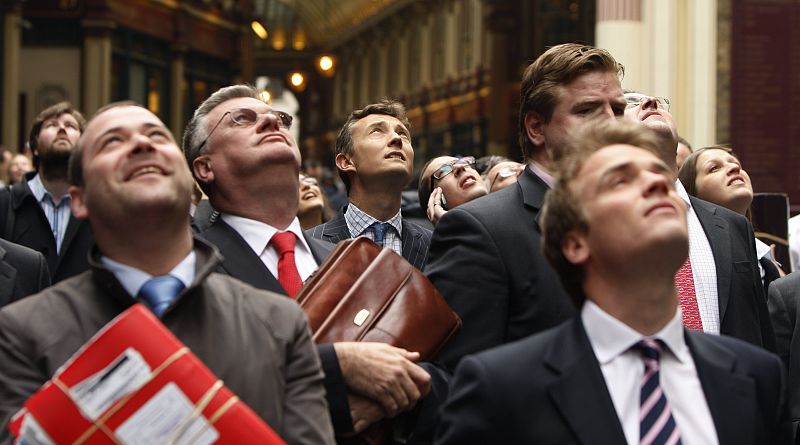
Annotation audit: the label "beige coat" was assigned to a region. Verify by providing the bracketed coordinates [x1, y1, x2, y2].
[0, 239, 335, 445]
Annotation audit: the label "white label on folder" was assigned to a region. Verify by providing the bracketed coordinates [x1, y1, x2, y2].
[115, 383, 219, 445]
[69, 347, 152, 420]
[19, 414, 56, 445]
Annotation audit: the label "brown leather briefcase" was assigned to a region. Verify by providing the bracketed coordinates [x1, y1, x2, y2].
[296, 236, 461, 361]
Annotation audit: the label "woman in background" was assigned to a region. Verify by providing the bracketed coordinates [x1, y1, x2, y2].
[297, 173, 335, 230]
[678, 145, 783, 295]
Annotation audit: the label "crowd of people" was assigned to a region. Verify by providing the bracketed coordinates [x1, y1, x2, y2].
[0, 42, 797, 444]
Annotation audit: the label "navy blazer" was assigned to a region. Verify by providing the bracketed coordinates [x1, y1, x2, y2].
[308, 207, 432, 271]
[0, 238, 50, 307]
[436, 317, 791, 444]
[0, 172, 93, 283]
[196, 218, 358, 433]
[425, 167, 575, 370]
[767, 272, 800, 440]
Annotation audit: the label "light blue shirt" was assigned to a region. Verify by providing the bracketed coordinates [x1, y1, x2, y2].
[28, 173, 72, 254]
[100, 251, 196, 301]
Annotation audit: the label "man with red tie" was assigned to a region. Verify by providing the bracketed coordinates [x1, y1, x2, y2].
[183, 85, 431, 436]
[623, 90, 774, 351]
[436, 121, 789, 445]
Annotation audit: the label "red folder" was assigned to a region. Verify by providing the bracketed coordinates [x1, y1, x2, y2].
[8, 304, 286, 445]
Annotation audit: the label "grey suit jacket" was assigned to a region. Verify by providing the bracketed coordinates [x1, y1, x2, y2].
[436, 317, 791, 444]
[0, 239, 335, 445]
[308, 207, 432, 270]
[768, 272, 800, 440]
[0, 239, 50, 307]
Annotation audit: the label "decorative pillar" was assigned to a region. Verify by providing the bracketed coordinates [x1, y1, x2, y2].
[483, 0, 515, 157]
[2, 1, 23, 151]
[81, 18, 114, 117]
[170, 47, 186, 141]
[595, 0, 644, 91]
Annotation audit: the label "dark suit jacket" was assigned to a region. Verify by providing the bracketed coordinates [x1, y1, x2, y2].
[196, 218, 358, 432]
[0, 173, 93, 283]
[424, 167, 575, 370]
[435, 317, 791, 445]
[308, 207, 432, 270]
[767, 272, 800, 441]
[690, 196, 775, 351]
[0, 239, 50, 307]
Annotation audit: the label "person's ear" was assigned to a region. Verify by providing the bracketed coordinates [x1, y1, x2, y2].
[336, 153, 356, 175]
[69, 185, 89, 220]
[562, 229, 590, 266]
[192, 156, 214, 185]
[524, 111, 547, 148]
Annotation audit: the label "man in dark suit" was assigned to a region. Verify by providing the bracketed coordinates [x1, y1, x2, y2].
[0, 102, 334, 444]
[0, 238, 50, 307]
[308, 100, 431, 270]
[0, 102, 93, 283]
[436, 121, 790, 445]
[425, 43, 626, 370]
[624, 91, 774, 350]
[767, 272, 800, 440]
[183, 85, 431, 436]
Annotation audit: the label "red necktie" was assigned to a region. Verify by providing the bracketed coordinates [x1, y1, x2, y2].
[270, 231, 303, 298]
[675, 257, 703, 330]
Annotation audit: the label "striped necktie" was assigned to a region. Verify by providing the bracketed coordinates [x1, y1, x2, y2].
[633, 339, 683, 445]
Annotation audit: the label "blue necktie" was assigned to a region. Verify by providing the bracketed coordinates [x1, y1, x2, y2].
[371, 222, 393, 246]
[138, 276, 185, 317]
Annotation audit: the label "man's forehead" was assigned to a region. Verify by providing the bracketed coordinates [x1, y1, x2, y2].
[355, 113, 404, 129]
[578, 144, 661, 180]
[44, 113, 78, 124]
[212, 97, 268, 115]
[557, 71, 622, 100]
[84, 106, 164, 140]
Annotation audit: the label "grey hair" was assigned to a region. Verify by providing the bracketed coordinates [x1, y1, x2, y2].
[182, 84, 260, 169]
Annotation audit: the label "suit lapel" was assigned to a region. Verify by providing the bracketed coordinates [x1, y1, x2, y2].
[200, 220, 286, 295]
[518, 166, 550, 230]
[545, 319, 627, 444]
[0, 245, 15, 307]
[319, 212, 350, 244]
[400, 222, 425, 269]
[53, 216, 83, 272]
[690, 197, 733, 322]
[686, 331, 755, 444]
[303, 231, 334, 264]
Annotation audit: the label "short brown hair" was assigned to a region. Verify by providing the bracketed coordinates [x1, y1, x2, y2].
[68, 101, 145, 186]
[29, 102, 86, 169]
[417, 156, 441, 210]
[541, 120, 663, 306]
[518, 43, 624, 161]
[335, 99, 411, 193]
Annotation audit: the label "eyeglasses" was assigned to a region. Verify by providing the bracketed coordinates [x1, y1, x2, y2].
[432, 156, 476, 182]
[624, 93, 670, 112]
[196, 107, 293, 151]
[300, 176, 319, 187]
[489, 165, 521, 190]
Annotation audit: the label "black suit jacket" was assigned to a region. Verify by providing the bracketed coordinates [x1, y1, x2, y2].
[690, 196, 775, 351]
[196, 218, 359, 432]
[424, 167, 575, 370]
[435, 317, 791, 445]
[767, 272, 800, 441]
[0, 173, 93, 283]
[0, 238, 50, 307]
[308, 207, 431, 270]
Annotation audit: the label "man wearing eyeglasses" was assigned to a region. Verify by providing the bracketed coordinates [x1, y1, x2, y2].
[417, 156, 487, 225]
[623, 90, 775, 352]
[425, 43, 625, 372]
[308, 99, 432, 271]
[183, 86, 431, 438]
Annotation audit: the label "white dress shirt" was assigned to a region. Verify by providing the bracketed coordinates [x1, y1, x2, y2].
[221, 214, 318, 281]
[582, 301, 719, 445]
[101, 251, 196, 299]
[676, 180, 720, 334]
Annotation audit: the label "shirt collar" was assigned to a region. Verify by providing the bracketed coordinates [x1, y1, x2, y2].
[220, 214, 311, 257]
[675, 179, 692, 208]
[582, 300, 689, 365]
[28, 173, 70, 204]
[528, 161, 555, 188]
[344, 202, 403, 239]
[100, 250, 196, 298]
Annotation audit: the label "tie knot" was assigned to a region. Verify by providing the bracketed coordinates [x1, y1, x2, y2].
[271, 231, 297, 254]
[138, 275, 185, 317]
[371, 222, 393, 245]
[632, 338, 663, 361]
